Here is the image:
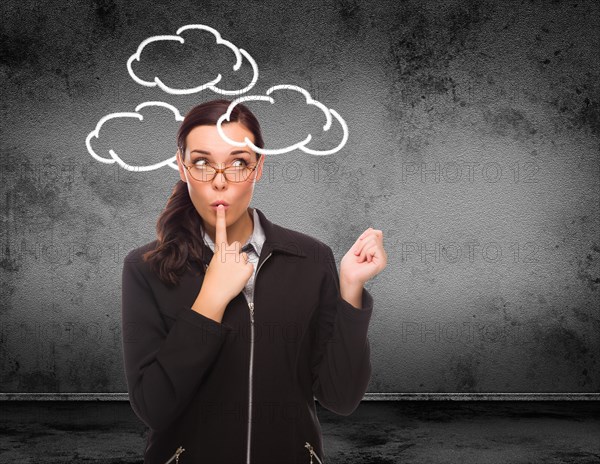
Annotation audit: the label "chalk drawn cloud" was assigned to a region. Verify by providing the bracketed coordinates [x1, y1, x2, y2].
[127, 24, 259, 95]
[85, 102, 183, 172]
[217, 85, 349, 155]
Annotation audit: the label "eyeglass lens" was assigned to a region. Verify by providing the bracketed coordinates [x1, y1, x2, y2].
[189, 165, 254, 182]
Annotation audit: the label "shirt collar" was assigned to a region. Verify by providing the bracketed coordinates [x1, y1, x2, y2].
[202, 207, 265, 256]
[197, 207, 307, 268]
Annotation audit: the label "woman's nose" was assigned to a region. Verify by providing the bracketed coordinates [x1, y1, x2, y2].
[212, 170, 228, 188]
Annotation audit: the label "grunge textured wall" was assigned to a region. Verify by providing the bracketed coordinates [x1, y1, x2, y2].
[1, 0, 599, 394]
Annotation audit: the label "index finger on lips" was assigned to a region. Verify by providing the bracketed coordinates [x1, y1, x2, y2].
[215, 204, 228, 251]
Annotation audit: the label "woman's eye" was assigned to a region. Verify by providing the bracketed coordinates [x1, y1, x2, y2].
[192, 157, 248, 167]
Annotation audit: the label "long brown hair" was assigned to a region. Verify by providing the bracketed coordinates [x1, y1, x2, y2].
[142, 99, 264, 287]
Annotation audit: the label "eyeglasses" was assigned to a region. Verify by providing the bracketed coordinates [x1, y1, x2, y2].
[182, 160, 259, 183]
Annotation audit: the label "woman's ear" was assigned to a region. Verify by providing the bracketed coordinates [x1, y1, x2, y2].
[176, 150, 187, 183]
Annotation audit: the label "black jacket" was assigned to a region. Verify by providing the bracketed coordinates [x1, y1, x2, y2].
[121, 207, 374, 464]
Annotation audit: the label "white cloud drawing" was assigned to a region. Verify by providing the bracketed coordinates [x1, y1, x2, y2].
[216, 85, 349, 155]
[127, 24, 259, 95]
[86, 24, 350, 173]
[85, 102, 183, 172]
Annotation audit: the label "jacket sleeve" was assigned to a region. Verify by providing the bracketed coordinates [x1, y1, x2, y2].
[121, 251, 231, 432]
[311, 244, 374, 416]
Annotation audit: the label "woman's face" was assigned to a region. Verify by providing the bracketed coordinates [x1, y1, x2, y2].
[177, 122, 264, 236]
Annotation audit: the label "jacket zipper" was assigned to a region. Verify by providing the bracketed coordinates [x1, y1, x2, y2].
[304, 442, 323, 464]
[163, 446, 185, 464]
[246, 251, 272, 464]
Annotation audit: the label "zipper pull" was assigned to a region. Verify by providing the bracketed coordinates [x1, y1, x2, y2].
[248, 301, 255, 323]
[163, 446, 185, 464]
[304, 442, 323, 464]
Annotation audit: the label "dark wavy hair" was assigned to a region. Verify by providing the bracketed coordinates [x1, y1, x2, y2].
[142, 99, 264, 287]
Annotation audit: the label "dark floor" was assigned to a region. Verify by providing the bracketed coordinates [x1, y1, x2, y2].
[1, 401, 599, 463]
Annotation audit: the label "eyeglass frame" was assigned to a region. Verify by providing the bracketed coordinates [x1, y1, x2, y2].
[178, 151, 261, 183]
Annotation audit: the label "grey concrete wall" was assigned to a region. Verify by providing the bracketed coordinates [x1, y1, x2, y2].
[1, 0, 598, 393]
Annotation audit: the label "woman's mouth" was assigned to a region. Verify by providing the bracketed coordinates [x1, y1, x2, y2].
[210, 201, 230, 211]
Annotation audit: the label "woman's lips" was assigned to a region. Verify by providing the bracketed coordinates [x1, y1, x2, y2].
[210, 204, 230, 211]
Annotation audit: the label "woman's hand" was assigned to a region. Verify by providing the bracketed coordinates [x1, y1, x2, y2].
[340, 227, 387, 287]
[201, 205, 254, 308]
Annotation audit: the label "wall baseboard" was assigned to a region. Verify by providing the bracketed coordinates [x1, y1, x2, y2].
[0, 393, 598, 401]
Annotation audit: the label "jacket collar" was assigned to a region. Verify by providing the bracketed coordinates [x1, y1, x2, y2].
[254, 207, 307, 258]
[199, 207, 306, 266]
